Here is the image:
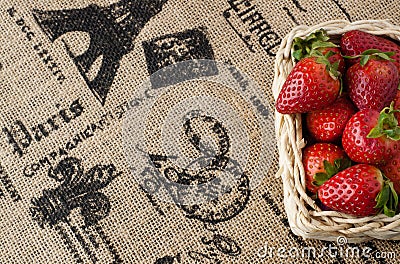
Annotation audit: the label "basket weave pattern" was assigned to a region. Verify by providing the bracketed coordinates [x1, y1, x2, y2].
[272, 20, 400, 243]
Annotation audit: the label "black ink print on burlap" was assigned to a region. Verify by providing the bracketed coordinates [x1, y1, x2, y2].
[332, 0, 352, 21]
[32, 0, 168, 106]
[282, 7, 300, 25]
[30, 157, 123, 263]
[123, 59, 275, 262]
[145, 113, 250, 224]
[53, 219, 123, 263]
[30, 157, 120, 227]
[223, 0, 281, 56]
[0, 164, 22, 202]
[143, 28, 218, 89]
[6, 7, 67, 84]
[188, 233, 241, 262]
[3, 99, 84, 157]
[155, 254, 181, 264]
[154, 228, 242, 263]
[123, 59, 275, 222]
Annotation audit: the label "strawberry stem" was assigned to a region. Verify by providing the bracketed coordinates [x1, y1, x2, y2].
[367, 102, 400, 140]
[343, 49, 395, 66]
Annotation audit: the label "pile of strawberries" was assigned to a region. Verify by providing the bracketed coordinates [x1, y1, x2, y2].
[276, 29, 400, 217]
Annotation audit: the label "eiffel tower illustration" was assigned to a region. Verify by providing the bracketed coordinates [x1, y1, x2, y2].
[32, 0, 168, 105]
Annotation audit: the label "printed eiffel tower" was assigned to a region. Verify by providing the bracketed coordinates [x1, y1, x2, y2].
[32, 0, 168, 105]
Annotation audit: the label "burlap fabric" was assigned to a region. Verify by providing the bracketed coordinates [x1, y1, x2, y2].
[0, 0, 399, 263]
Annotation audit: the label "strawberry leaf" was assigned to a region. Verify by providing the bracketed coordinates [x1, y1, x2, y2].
[292, 29, 336, 61]
[312, 41, 338, 51]
[312, 29, 330, 42]
[314, 173, 330, 186]
[376, 180, 399, 217]
[333, 159, 341, 168]
[314, 159, 351, 187]
[291, 29, 341, 79]
[337, 157, 352, 171]
[323, 160, 337, 176]
[368, 103, 400, 140]
[384, 182, 398, 217]
[390, 181, 399, 208]
[331, 60, 340, 72]
[309, 49, 324, 58]
[360, 55, 370, 66]
[384, 205, 396, 217]
[315, 56, 340, 80]
[292, 50, 303, 61]
[384, 128, 400, 140]
[376, 52, 394, 60]
[344, 49, 396, 66]
[362, 49, 383, 55]
[367, 127, 384, 138]
[375, 185, 390, 209]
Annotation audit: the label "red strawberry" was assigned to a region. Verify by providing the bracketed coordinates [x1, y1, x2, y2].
[276, 56, 341, 114]
[303, 143, 351, 193]
[344, 50, 399, 111]
[341, 30, 400, 72]
[306, 97, 356, 142]
[380, 153, 400, 194]
[318, 164, 398, 217]
[342, 105, 400, 165]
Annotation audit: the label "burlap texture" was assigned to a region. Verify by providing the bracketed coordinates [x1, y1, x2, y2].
[0, 0, 400, 263]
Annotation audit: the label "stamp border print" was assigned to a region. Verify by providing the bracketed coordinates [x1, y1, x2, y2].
[142, 27, 218, 89]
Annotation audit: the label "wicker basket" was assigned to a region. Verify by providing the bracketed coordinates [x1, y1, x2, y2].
[272, 20, 400, 243]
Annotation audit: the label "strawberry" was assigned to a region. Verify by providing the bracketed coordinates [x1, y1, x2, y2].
[303, 143, 351, 193]
[379, 153, 400, 194]
[293, 29, 345, 75]
[306, 97, 356, 142]
[276, 56, 341, 114]
[276, 30, 343, 114]
[344, 50, 399, 111]
[318, 164, 398, 217]
[342, 104, 400, 165]
[341, 30, 400, 72]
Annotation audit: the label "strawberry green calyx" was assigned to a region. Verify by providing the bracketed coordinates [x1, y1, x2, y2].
[315, 53, 341, 80]
[292, 29, 338, 61]
[375, 177, 399, 217]
[313, 158, 351, 186]
[292, 29, 342, 81]
[343, 49, 396, 66]
[368, 102, 400, 140]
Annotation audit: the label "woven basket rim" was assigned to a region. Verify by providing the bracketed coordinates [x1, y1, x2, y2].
[272, 19, 400, 243]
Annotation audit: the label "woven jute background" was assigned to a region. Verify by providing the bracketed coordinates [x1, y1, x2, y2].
[0, 0, 399, 263]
